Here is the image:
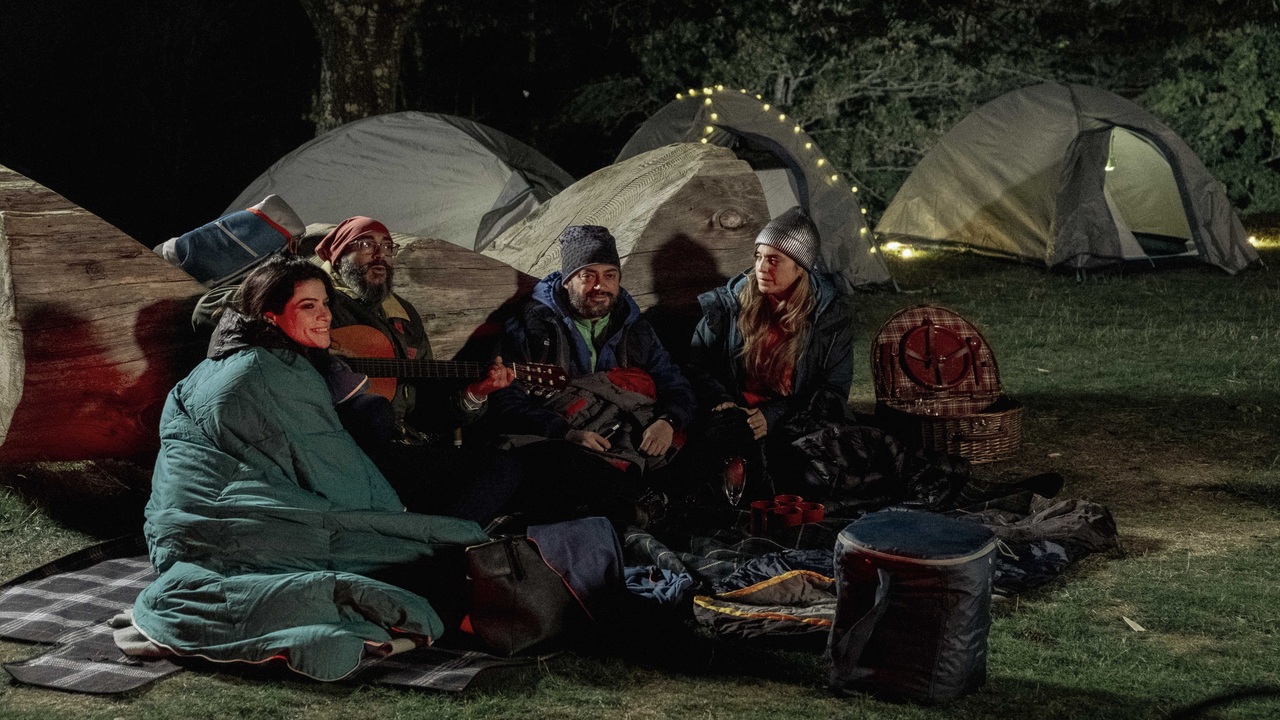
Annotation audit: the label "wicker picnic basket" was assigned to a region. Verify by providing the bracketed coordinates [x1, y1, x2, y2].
[871, 305, 1022, 463]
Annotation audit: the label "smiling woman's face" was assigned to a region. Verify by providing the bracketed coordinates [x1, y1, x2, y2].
[265, 278, 332, 349]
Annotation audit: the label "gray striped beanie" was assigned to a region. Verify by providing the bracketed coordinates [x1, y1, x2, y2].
[756, 206, 819, 273]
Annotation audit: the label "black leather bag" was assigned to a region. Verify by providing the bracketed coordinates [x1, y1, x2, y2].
[465, 535, 584, 656]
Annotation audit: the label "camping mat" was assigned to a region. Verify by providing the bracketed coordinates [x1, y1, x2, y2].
[0, 537, 531, 694]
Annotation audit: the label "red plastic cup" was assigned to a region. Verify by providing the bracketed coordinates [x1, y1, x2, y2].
[797, 501, 825, 524]
[750, 500, 774, 534]
[774, 494, 803, 508]
[774, 505, 803, 528]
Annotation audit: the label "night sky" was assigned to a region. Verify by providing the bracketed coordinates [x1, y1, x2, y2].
[0, 1, 649, 247]
[0, 1, 319, 244]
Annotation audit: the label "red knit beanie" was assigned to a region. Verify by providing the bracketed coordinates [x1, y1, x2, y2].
[314, 216, 390, 263]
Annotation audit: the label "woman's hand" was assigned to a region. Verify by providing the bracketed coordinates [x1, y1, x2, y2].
[466, 355, 516, 398]
[713, 403, 767, 440]
[744, 408, 768, 440]
[566, 428, 611, 452]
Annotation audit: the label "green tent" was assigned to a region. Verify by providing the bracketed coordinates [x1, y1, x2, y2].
[617, 87, 892, 289]
[877, 83, 1257, 274]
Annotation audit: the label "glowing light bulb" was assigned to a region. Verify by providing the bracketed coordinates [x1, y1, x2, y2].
[704, 126, 714, 135]
[860, 228, 868, 235]
[804, 142, 812, 150]
[793, 125, 802, 133]
[676, 93, 684, 100]
[884, 241, 902, 251]
[702, 86, 713, 94]
[740, 88, 747, 93]
[901, 248, 915, 259]
[778, 113, 786, 121]
[710, 112, 718, 120]
[704, 98, 712, 105]
[816, 158, 826, 167]
[851, 186, 858, 193]
[688, 88, 697, 96]
[762, 103, 771, 111]
[700, 138, 708, 144]
[830, 174, 838, 181]
[1248, 235, 1259, 246]
[755, 94, 762, 100]
[860, 207, 867, 214]
[716, 84, 724, 91]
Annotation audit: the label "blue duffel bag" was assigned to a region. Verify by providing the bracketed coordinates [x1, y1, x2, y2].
[155, 194, 304, 286]
[828, 510, 996, 703]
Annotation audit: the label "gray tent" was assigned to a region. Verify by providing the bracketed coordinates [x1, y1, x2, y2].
[877, 83, 1257, 273]
[225, 111, 574, 251]
[616, 87, 891, 288]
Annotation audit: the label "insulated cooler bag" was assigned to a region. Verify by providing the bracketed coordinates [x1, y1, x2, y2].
[828, 510, 996, 703]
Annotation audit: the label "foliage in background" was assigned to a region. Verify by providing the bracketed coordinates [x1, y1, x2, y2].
[1142, 23, 1280, 213]
[555, 0, 1280, 215]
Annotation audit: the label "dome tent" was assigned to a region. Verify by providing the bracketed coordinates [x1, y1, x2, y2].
[876, 83, 1257, 274]
[225, 111, 574, 251]
[615, 87, 892, 290]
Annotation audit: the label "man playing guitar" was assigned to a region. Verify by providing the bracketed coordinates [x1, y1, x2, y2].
[314, 216, 520, 523]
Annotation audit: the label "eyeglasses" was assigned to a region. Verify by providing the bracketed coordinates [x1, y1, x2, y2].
[352, 239, 398, 256]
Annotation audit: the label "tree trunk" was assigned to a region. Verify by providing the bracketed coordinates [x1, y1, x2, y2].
[300, 0, 427, 134]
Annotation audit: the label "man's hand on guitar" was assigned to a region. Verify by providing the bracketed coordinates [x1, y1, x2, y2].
[466, 355, 517, 398]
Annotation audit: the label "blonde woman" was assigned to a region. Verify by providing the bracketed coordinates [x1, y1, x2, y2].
[686, 206, 855, 500]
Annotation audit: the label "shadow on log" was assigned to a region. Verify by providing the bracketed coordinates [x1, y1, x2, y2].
[0, 165, 207, 464]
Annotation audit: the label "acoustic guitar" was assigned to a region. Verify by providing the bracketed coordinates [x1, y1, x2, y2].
[330, 325, 568, 400]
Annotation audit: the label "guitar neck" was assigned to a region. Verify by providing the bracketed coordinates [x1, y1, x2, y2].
[343, 357, 487, 380]
[342, 357, 550, 385]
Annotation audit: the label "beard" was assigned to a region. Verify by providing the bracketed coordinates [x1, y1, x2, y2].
[567, 285, 617, 319]
[338, 254, 395, 304]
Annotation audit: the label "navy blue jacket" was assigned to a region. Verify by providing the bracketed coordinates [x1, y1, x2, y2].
[688, 270, 854, 429]
[488, 272, 696, 438]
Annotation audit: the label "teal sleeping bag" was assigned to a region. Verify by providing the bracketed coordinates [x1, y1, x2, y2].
[133, 347, 487, 681]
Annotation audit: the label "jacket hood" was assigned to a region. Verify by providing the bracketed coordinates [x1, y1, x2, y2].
[533, 271, 642, 327]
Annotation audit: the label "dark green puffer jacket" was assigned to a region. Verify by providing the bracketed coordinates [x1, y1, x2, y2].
[132, 345, 487, 681]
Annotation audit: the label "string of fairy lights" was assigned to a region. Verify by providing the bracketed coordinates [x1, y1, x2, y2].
[674, 84, 914, 259]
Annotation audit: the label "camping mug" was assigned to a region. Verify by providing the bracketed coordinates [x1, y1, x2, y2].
[797, 501, 825, 524]
[750, 500, 774, 534]
[774, 506, 803, 528]
[774, 494, 803, 508]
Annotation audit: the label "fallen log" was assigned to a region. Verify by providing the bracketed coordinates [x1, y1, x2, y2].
[0, 165, 207, 464]
[481, 143, 770, 356]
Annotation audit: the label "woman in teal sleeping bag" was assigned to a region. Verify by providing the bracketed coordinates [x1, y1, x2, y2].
[132, 255, 489, 681]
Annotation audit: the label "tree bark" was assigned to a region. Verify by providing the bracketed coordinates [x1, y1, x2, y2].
[300, 0, 427, 134]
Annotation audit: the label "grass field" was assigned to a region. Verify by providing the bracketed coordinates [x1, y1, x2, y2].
[1, 232, 1278, 719]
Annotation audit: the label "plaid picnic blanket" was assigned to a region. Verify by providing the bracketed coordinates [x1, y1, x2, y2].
[0, 536, 532, 694]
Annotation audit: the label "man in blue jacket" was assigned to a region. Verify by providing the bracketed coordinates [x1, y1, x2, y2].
[491, 225, 695, 454]
[485, 226, 696, 525]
